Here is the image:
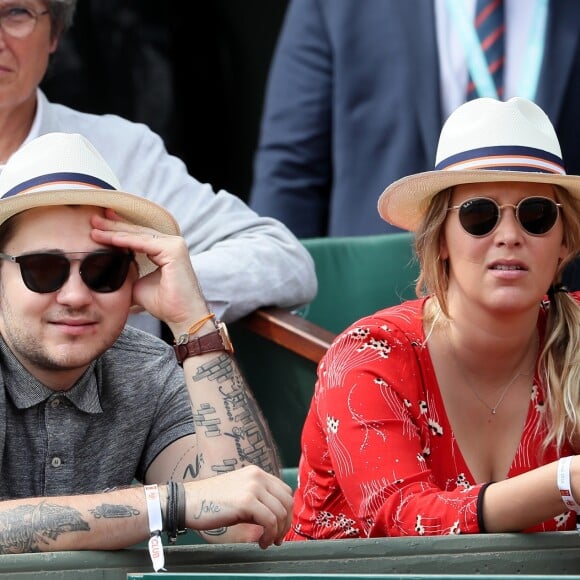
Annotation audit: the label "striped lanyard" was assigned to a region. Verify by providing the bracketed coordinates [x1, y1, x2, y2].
[445, 0, 548, 100]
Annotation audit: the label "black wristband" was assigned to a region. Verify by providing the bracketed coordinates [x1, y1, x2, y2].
[165, 480, 178, 544]
[166, 480, 187, 544]
[176, 482, 186, 534]
[477, 481, 494, 533]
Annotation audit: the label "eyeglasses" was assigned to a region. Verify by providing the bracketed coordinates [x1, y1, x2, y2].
[0, 250, 135, 294]
[0, 5, 49, 38]
[447, 196, 562, 237]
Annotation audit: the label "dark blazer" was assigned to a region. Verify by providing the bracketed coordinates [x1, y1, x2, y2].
[250, 0, 580, 239]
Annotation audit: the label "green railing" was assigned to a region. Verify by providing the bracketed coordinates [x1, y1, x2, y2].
[2, 532, 580, 579]
[128, 575, 580, 580]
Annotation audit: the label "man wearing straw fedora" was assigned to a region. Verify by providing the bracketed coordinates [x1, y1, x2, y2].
[0, 0, 316, 338]
[287, 97, 580, 540]
[0, 132, 292, 563]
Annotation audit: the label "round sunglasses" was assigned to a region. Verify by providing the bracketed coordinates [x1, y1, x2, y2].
[0, 250, 135, 294]
[447, 196, 562, 237]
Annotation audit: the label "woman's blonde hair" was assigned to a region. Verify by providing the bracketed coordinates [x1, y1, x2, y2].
[414, 185, 580, 451]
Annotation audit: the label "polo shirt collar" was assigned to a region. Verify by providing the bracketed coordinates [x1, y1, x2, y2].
[0, 336, 103, 414]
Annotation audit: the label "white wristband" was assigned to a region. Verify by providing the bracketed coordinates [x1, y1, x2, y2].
[557, 456, 580, 533]
[144, 484, 166, 572]
[557, 456, 580, 511]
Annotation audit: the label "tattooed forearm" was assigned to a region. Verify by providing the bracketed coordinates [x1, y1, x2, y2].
[191, 354, 280, 475]
[89, 504, 140, 519]
[183, 453, 204, 480]
[193, 402, 222, 437]
[224, 382, 279, 474]
[0, 502, 89, 554]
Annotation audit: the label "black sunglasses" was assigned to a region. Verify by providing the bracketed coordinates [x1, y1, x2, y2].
[0, 250, 135, 294]
[447, 196, 562, 237]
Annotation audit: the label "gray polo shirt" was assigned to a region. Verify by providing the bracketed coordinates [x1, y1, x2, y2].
[0, 326, 194, 498]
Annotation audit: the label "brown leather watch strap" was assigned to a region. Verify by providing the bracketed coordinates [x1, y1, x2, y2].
[173, 323, 233, 364]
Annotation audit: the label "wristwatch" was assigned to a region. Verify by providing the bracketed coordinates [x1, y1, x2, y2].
[173, 322, 234, 364]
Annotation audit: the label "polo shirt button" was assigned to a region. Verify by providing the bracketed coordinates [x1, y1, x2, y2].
[51, 457, 62, 468]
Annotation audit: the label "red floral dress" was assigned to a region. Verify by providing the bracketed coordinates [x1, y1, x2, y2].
[287, 297, 577, 540]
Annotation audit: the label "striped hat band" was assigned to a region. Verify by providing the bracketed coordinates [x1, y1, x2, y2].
[378, 97, 580, 232]
[435, 145, 565, 175]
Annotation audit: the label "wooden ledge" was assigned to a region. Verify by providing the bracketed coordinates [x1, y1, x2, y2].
[241, 307, 335, 363]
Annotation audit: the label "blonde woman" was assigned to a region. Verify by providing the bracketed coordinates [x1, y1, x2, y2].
[288, 97, 580, 540]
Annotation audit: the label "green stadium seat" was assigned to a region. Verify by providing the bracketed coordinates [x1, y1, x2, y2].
[232, 233, 419, 467]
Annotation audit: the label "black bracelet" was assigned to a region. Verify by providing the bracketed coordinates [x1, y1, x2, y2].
[477, 481, 494, 533]
[166, 480, 188, 544]
[176, 482, 186, 534]
[166, 480, 178, 544]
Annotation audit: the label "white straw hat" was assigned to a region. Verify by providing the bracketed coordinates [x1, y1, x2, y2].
[377, 97, 580, 231]
[0, 132, 180, 276]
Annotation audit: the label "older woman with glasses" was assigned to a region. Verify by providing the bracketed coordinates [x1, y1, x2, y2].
[287, 97, 580, 540]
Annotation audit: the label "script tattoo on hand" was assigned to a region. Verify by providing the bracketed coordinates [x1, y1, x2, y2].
[0, 502, 89, 554]
[193, 499, 221, 520]
[192, 500, 227, 538]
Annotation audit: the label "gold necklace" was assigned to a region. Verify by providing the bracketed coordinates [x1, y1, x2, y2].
[462, 367, 524, 415]
[446, 332, 535, 416]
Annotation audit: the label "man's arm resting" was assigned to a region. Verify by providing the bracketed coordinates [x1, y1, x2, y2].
[0, 487, 152, 553]
[147, 317, 288, 544]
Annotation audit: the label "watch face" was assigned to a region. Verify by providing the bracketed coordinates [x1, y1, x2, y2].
[218, 322, 234, 353]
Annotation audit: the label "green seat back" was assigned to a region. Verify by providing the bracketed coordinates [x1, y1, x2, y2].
[300, 232, 418, 333]
[231, 233, 419, 467]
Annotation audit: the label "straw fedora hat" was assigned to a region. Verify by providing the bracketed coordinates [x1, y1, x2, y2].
[377, 97, 580, 232]
[0, 132, 180, 276]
